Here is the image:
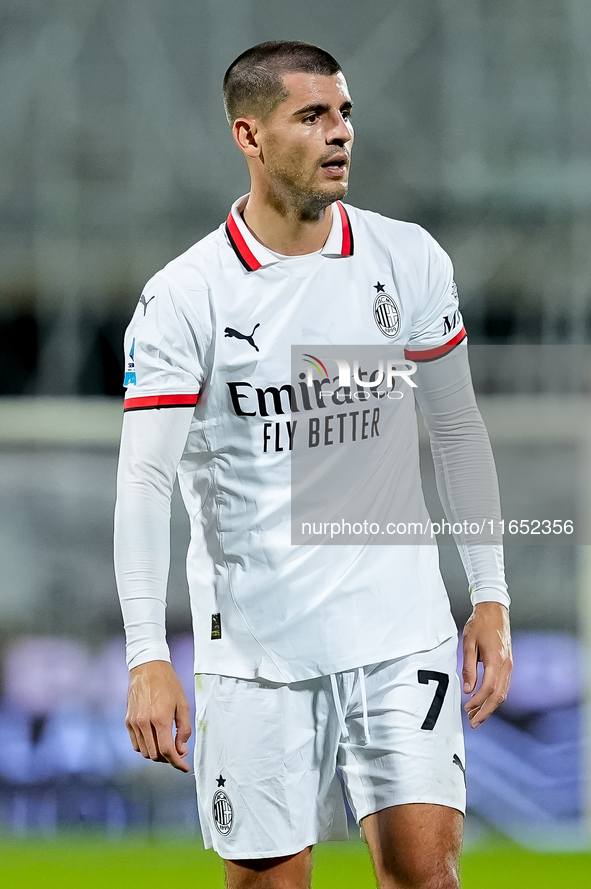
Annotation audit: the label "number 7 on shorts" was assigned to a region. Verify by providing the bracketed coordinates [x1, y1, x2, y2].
[417, 670, 449, 730]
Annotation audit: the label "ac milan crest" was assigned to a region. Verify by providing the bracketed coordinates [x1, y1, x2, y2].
[213, 788, 234, 835]
[373, 289, 400, 338]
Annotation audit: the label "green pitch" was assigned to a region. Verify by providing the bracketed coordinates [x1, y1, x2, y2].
[0, 836, 590, 888]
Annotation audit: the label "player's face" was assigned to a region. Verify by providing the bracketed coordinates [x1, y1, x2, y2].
[258, 71, 354, 214]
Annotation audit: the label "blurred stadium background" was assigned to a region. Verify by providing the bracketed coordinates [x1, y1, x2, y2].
[0, 0, 590, 879]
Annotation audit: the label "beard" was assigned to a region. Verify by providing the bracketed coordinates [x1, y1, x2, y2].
[263, 144, 349, 220]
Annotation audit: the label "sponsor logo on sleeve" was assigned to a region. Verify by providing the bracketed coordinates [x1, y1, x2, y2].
[123, 338, 137, 386]
[139, 294, 155, 315]
[442, 309, 462, 336]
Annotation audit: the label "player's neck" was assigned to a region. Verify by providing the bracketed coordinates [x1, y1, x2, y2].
[242, 190, 333, 256]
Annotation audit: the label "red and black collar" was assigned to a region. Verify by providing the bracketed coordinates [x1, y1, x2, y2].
[225, 210, 263, 271]
[225, 198, 354, 272]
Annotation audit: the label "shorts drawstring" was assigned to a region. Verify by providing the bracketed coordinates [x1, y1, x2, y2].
[330, 668, 371, 745]
[330, 673, 349, 740]
[357, 667, 371, 744]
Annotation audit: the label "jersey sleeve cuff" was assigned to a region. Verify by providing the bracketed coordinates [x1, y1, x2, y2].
[469, 588, 511, 609]
[123, 393, 199, 412]
[404, 326, 467, 362]
[126, 644, 172, 671]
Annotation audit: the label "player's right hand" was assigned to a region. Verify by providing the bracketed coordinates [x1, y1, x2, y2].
[126, 660, 192, 772]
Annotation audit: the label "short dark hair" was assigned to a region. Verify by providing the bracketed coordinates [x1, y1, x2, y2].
[223, 41, 342, 125]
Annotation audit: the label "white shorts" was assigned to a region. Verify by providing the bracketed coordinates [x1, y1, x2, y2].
[194, 635, 465, 860]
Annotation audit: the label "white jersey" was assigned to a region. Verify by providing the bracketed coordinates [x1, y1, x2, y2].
[115, 196, 507, 682]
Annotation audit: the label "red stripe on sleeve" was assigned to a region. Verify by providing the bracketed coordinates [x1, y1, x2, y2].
[124, 393, 199, 412]
[404, 327, 467, 362]
[225, 213, 262, 271]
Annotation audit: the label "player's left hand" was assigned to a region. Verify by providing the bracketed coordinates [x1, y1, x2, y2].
[462, 601, 512, 728]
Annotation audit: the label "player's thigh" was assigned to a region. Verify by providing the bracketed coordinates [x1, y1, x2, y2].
[224, 847, 313, 889]
[362, 803, 462, 889]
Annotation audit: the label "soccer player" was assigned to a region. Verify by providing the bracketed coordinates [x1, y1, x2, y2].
[114, 41, 512, 889]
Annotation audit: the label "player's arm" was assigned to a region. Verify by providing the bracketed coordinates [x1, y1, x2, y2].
[114, 272, 208, 769]
[413, 341, 512, 728]
[114, 405, 195, 770]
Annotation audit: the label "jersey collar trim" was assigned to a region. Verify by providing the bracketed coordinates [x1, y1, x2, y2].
[225, 195, 354, 271]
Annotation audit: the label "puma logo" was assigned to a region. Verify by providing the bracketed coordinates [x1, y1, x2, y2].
[224, 323, 260, 352]
[453, 754, 466, 787]
[139, 294, 155, 315]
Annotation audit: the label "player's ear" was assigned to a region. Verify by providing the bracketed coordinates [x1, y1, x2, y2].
[232, 118, 261, 158]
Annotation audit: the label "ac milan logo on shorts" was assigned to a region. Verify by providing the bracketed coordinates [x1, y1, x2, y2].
[373, 293, 400, 338]
[213, 789, 234, 835]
